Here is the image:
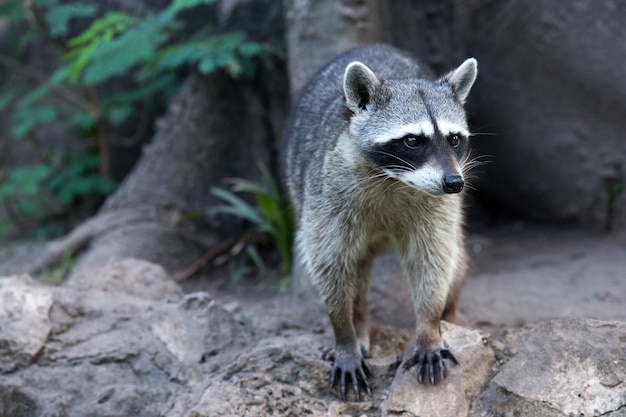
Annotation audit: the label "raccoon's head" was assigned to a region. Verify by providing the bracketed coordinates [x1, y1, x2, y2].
[343, 58, 477, 196]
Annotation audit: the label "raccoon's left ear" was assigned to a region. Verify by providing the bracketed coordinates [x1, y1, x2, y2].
[445, 58, 478, 104]
[343, 61, 381, 113]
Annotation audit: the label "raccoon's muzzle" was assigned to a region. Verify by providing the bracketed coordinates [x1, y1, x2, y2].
[442, 174, 464, 194]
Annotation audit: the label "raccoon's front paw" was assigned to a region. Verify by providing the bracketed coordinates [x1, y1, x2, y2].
[327, 349, 372, 401]
[402, 346, 458, 385]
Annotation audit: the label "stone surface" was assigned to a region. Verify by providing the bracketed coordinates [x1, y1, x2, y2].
[0, 275, 53, 372]
[0, 258, 247, 417]
[460, 0, 626, 228]
[0, 256, 624, 416]
[492, 320, 626, 417]
[469, 319, 626, 417]
[382, 322, 496, 417]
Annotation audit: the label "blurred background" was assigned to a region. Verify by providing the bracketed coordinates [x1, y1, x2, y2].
[0, 0, 625, 280]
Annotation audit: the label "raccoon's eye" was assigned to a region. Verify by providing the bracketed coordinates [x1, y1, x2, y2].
[403, 135, 424, 148]
[448, 134, 462, 147]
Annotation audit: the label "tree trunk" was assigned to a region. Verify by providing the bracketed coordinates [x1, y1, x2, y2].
[283, 0, 389, 98]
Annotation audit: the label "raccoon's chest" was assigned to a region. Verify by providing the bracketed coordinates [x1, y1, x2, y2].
[357, 184, 429, 237]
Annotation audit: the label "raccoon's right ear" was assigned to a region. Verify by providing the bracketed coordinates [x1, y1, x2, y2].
[343, 61, 381, 113]
[445, 58, 478, 104]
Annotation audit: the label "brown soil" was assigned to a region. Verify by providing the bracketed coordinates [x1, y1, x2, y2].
[183, 222, 626, 342]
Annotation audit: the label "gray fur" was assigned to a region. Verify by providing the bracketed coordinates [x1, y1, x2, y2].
[343, 62, 381, 113]
[446, 58, 478, 104]
[283, 44, 477, 399]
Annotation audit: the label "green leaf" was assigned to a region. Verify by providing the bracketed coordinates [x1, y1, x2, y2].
[166, 0, 216, 16]
[61, 11, 138, 84]
[81, 19, 166, 84]
[231, 179, 270, 197]
[11, 106, 56, 138]
[210, 187, 268, 230]
[67, 12, 136, 48]
[65, 110, 96, 131]
[0, 1, 27, 21]
[45, 3, 99, 37]
[244, 245, 265, 272]
[155, 41, 206, 71]
[238, 42, 264, 57]
[47, 154, 118, 204]
[103, 74, 176, 104]
[16, 84, 50, 110]
[107, 105, 133, 125]
[5, 164, 53, 196]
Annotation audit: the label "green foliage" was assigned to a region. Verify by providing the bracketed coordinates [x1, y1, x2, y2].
[211, 164, 294, 288]
[48, 155, 118, 205]
[45, 3, 98, 37]
[57, 0, 271, 85]
[0, 164, 53, 199]
[0, 0, 274, 237]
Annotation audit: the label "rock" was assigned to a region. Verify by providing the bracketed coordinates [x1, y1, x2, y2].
[0, 385, 39, 417]
[0, 275, 53, 372]
[1, 257, 624, 416]
[186, 334, 332, 417]
[381, 322, 496, 417]
[181, 326, 408, 417]
[472, 319, 626, 417]
[461, 0, 626, 228]
[0, 258, 247, 417]
[66, 257, 184, 302]
[149, 292, 243, 365]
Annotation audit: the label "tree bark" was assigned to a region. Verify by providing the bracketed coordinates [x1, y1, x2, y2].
[283, 0, 389, 99]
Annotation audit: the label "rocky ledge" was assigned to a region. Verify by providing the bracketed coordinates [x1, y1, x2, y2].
[0, 258, 624, 416]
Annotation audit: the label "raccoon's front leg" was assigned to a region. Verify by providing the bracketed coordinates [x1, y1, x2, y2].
[400, 245, 460, 385]
[312, 259, 372, 400]
[353, 257, 374, 357]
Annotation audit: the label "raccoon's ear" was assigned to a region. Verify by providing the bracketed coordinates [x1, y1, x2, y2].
[343, 61, 380, 113]
[445, 58, 478, 104]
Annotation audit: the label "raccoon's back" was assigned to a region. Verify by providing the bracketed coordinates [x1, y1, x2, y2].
[283, 44, 431, 206]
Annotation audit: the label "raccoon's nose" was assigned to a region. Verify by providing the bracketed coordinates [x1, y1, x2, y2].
[443, 174, 464, 194]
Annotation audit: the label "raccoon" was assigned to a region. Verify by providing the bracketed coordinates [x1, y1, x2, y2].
[283, 44, 477, 400]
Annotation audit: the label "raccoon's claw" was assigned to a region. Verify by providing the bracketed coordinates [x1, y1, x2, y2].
[403, 347, 458, 385]
[328, 352, 372, 401]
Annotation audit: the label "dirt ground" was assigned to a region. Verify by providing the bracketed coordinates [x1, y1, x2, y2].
[185, 222, 626, 341]
[2, 221, 625, 340]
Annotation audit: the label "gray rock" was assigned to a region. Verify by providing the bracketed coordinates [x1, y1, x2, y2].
[1, 258, 624, 416]
[382, 322, 496, 417]
[0, 258, 247, 417]
[186, 334, 332, 417]
[149, 291, 243, 365]
[473, 319, 626, 417]
[461, 0, 626, 228]
[66, 256, 184, 302]
[0, 275, 53, 372]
